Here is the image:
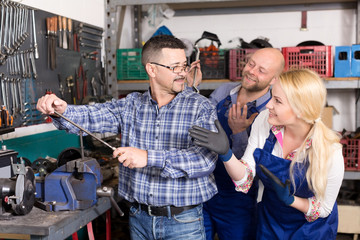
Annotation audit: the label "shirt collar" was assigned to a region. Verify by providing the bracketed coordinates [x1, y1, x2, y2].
[229, 84, 271, 108]
[144, 87, 189, 107]
[270, 125, 312, 160]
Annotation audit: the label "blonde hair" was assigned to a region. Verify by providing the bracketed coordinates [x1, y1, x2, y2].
[279, 69, 341, 200]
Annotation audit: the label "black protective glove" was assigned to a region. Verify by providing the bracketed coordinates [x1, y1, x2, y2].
[189, 120, 230, 155]
[258, 164, 295, 206]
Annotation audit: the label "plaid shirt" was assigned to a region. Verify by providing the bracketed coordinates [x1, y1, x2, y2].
[53, 87, 218, 207]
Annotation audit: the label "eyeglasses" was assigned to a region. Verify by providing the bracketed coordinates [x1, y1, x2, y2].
[151, 62, 190, 73]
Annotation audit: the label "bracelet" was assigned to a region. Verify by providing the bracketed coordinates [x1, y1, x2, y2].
[218, 149, 233, 162]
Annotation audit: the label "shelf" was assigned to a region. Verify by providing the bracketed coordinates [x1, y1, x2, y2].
[344, 171, 360, 180]
[118, 78, 360, 92]
[117, 79, 231, 92]
[111, 0, 356, 7]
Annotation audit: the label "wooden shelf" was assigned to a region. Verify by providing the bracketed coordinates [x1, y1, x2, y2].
[118, 78, 360, 92]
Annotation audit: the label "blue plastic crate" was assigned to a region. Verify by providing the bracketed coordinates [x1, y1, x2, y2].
[334, 46, 351, 78]
[351, 45, 360, 77]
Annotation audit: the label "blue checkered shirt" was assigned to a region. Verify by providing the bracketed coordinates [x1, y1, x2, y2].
[53, 87, 218, 207]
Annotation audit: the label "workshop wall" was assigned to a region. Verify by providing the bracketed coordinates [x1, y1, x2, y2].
[21, 0, 105, 28]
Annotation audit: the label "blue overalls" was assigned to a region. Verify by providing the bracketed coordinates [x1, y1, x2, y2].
[253, 130, 338, 239]
[203, 95, 270, 240]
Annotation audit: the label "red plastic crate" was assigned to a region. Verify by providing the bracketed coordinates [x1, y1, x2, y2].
[228, 48, 257, 81]
[341, 138, 360, 171]
[282, 46, 333, 77]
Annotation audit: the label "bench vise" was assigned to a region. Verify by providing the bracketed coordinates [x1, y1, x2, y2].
[36, 157, 103, 212]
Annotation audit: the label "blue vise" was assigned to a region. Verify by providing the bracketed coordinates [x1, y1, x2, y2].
[36, 157, 103, 211]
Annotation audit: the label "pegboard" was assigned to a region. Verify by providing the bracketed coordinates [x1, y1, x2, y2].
[0, 1, 105, 128]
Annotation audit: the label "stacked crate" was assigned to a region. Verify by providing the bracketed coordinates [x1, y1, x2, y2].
[341, 138, 360, 171]
[282, 46, 333, 77]
[228, 48, 257, 81]
[117, 49, 148, 80]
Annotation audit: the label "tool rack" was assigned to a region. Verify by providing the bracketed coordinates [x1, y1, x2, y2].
[0, 1, 104, 128]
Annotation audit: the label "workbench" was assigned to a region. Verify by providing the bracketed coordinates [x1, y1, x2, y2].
[0, 197, 111, 240]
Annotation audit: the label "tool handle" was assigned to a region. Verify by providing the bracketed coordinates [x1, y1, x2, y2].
[258, 164, 285, 188]
[62, 16, 67, 31]
[53, 16, 58, 34]
[46, 17, 51, 35]
[58, 16, 62, 30]
[68, 18, 72, 32]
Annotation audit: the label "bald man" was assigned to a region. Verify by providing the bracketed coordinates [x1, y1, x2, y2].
[203, 48, 285, 240]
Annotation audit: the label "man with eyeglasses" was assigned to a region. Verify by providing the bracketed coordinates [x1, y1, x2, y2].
[36, 34, 218, 240]
[200, 48, 285, 240]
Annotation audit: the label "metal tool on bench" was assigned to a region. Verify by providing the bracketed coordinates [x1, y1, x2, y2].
[0, 149, 36, 216]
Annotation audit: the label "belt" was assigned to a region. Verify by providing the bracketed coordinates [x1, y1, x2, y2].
[131, 201, 198, 217]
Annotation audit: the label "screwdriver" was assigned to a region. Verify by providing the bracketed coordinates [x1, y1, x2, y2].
[53, 110, 116, 151]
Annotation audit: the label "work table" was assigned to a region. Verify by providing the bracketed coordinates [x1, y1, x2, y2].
[0, 197, 111, 240]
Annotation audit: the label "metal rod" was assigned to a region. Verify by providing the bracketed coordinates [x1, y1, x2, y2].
[53, 110, 116, 151]
[192, 45, 200, 93]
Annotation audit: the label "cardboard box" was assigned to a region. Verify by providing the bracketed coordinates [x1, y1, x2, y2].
[321, 107, 333, 129]
[338, 204, 360, 234]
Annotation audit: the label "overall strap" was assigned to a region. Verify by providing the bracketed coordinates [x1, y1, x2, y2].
[216, 95, 233, 144]
[247, 94, 271, 135]
[263, 129, 277, 153]
[247, 94, 271, 115]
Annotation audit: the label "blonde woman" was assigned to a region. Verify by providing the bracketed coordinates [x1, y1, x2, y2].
[189, 69, 344, 239]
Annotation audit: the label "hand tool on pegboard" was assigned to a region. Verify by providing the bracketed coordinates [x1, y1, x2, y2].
[68, 18, 73, 50]
[52, 16, 58, 68]
[0, 2, 6, 64]
[62, 16, 68, 49]
[29, 49, 38, 79]
[80, 42, 102, 49]
[82, 51, 98, 61]
[75, 69, 80, 101]
[73, 30, 79, 52]
[79, 36, 102, 44]
[46, 16, 56, 70]
[65, 75, 75, 104]
[79, 22, 104, 33]
[77, 23, 103, 50]
[31, 9, 39, 59]
[1, 105, 13, 128]
[58, 15, 63, 48]
[78, 28, 103, 38]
